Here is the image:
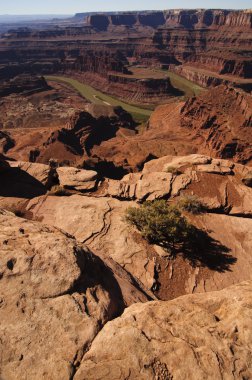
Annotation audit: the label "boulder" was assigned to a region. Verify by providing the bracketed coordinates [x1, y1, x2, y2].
[0, 210, 150, 380]
[105, 171, 172, 201]
[196, 158, 234, 175]
[75, 281, 252, 380]
[56, 167, 98, 191]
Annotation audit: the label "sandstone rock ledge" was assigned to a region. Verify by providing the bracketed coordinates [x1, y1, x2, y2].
[0, 210, 150, 380]
[75, 281, 252, 380]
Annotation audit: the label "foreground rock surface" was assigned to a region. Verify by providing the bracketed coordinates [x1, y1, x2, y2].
[0, 210, 150, 380]
[18, 154, 251, 300]
[75, 281, 252, 380]
[25, 193, 252, 300]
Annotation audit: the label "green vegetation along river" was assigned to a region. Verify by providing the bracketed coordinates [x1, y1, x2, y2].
[45, 76, 152, 122]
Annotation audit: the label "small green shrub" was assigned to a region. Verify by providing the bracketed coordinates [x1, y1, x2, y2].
[177, 195, 206, 214]
[125, 200, 194, 250]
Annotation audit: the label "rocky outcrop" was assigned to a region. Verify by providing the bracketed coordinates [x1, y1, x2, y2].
[20, 154, 252, 301]
[87, 11, 167, 29]
[0, 210, 150, 380]
[87, 10, 252, 30]
[75, 281, 252, 380]
[86, 85, 252, 172]
[0, 84, 136, 169]
[8, 161, 55, 188]
[170, 65, 252, 90]
[107, 74, 183, 103]
[180, 86, 252, 162]
[141, 154, 252, 216]
[123, 85, 251, 168]
[0, 75, 49, 97]
[105, 171, 173, 201]
[56, 167, 98, 191]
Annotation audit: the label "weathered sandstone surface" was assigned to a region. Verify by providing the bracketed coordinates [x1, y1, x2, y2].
[56, 167, 98, 191]
[4, 154, 248, 301]
[1, 147, 252, 379]
[0, 10, 251, 378]
[0, 210, 150, 380]
[75, 281, 252, 380]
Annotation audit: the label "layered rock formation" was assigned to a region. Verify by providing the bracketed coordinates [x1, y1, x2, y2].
[0, 79, 137, 171]
[0, 9, 251, 101]
[87, 9, 252, 31]
[2, 83, 251, 177]
[0, 75, 49, 97]
[0, 10, 252, 376]
[179, 86, 252, 162]
[87, 85, 252, 171]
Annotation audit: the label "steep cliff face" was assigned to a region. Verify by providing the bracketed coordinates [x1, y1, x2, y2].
[88, 85, 252, 170]
[107, 74, 183, 103]
[0, 48, 130, 81]
[87, 9, 252, 30]
[2, 81, 251, 173]
[0, 75, 49, 97]
[170, 65, 252, 90]
[0, 9, 251, 87]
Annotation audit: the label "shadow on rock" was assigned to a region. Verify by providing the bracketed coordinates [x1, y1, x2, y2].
[0, 167, 47, 198]
[180, 227, 237, 272]
[73, 247, 126, 318]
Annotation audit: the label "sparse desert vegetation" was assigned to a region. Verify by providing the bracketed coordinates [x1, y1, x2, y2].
[125, 200, 195, 251]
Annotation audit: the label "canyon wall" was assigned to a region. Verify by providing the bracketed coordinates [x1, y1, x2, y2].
[87, 9, 252, 30]
[0, 10, 251, 83]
